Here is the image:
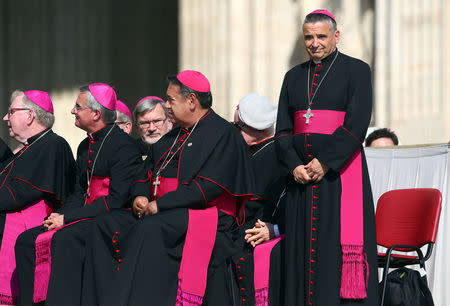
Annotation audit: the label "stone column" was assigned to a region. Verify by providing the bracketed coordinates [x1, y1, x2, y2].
[179, 0, 299, 120]
[374, 0, 448, 144]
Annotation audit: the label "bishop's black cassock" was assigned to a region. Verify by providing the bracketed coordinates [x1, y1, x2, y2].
[135, 137, 151, 158]
[14, 124, 142, 306]
[275, 49, 378, 305]
[0, 130, 76, 305]
[81, 109, 256, 306]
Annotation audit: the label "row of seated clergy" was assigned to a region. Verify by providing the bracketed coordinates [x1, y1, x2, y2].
[3, 70, 258, 306]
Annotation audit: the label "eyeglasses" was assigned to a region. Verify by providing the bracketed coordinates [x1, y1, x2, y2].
[136, 118, 166, 128]
[232, 121, 247, 130]
[73, 104, 90, 111]
[6, 108, 31, 117]
[115, 121, 128, 126]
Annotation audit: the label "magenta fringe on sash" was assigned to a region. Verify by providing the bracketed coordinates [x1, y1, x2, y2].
[255, 287, 269, 306]
[0, 294, 15, 305]
[176, 279, 203, 306]
[33, 230, 54, 303]
[340, 245, 368, 299]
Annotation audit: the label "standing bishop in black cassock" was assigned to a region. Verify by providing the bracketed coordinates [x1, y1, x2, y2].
[81, 70, 256, 306]
[275, 10, 378, 305]
[14, 84, 142, 306]
[0, 90, 76, 305]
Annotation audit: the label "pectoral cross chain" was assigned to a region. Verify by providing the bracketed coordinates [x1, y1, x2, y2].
[303, 108, 314, 124]
[153, 175, 161, 197]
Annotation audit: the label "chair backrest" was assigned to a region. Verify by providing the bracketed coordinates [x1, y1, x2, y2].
[376, 188, 442, 249]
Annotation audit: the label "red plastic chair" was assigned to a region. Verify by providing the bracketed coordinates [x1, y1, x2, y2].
[376, 188, 442, 306]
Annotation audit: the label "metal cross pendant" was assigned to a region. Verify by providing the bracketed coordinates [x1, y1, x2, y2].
[153, 175, 161, 197]
[303, 107, 314, 124]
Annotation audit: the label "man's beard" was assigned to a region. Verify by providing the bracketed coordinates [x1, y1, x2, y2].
[142, 132, 161, 145]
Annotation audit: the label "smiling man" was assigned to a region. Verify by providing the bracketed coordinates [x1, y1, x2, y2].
[0, 90, 76, 305]
[133, 96, 172, 156]
[275, 9, 378, 305]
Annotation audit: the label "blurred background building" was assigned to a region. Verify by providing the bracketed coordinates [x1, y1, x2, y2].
[0, 0, 449, 152]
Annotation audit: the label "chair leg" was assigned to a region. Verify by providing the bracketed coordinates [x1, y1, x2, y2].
[380, 249, 393, 306]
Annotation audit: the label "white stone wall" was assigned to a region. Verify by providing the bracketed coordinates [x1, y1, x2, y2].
[179, 0, 299, 119]
[50, 89, 86, 154]
[375, 0, 449, 144]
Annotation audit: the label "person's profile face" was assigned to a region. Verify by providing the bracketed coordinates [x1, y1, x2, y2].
[303, 21, 340, 61]
[165, 83, 191, 127]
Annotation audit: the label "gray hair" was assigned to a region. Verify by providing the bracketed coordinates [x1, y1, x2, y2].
[11, 90, 55, 128]
[133, 99, 168, 122]
[116, 110, 131, 123]
[80, 85, 117, 124]
[303, 12, 337, 33]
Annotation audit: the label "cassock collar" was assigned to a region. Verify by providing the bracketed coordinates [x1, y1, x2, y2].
[25, 129, 51, 145]
[249, 136, 274, 155]
[88, 124, 114, 141]
[312, 48, 338, 66]
[182, 108, 213, 133]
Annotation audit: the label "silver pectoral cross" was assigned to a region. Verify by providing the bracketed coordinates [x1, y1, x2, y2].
[303, 108, 314, 124]
[153, 175, 161, 197]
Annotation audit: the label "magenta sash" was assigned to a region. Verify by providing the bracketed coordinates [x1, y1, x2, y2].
[293, 109, 368, 299]
[253, 236, 284, 306]
[176, 207, 218, 305]
[151, 177, 178, 200]
[0, 199, 52, 305]
[86, 176, 110, 204]
[294, 110, 345, 134]
[151, 177, 233, 305]
[207, 191, 236, 216]
[33, 175, 110, 303]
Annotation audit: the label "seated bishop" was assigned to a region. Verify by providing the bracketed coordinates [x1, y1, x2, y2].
[0, 90, 76, 305]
